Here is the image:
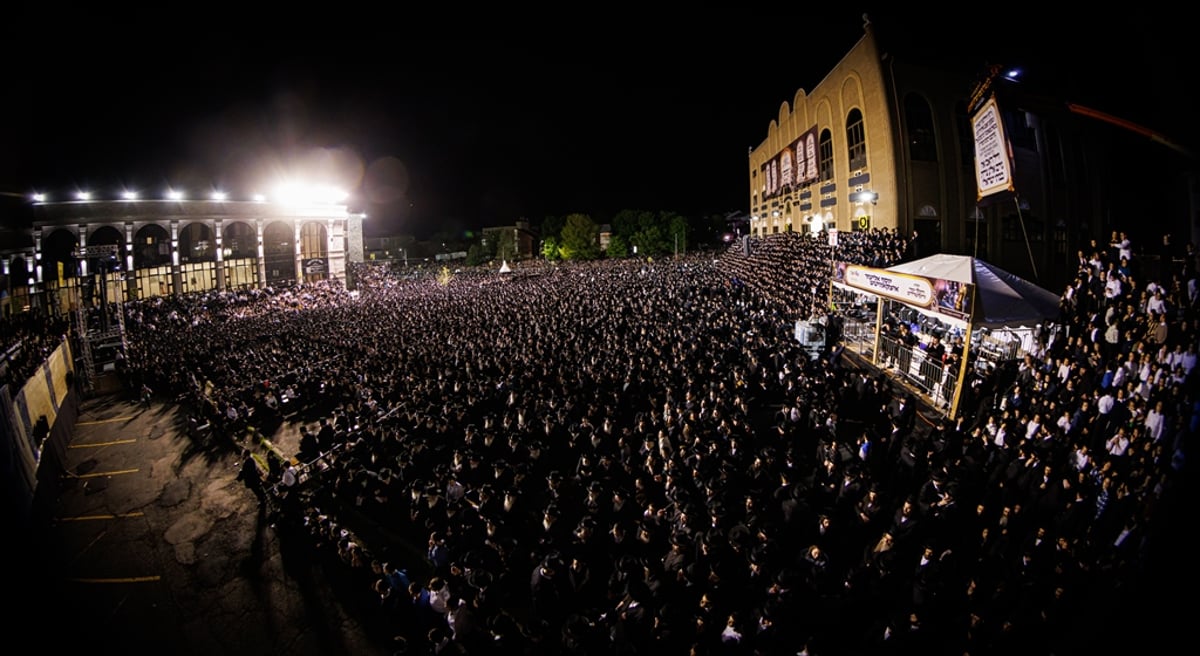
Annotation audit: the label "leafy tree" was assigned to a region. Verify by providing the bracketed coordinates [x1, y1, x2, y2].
[561, 213, 601, 261]
[541, 236, 561, 261]
[540, 215, 565, 243]
[465, 242, 488, 266]
[493, 229, 517, 262]
[606, 233, 630, 258]
[666, 212, 689, 256]
[609, 209, 645, 241]
[630, 222, 668, 257]
[437, 266, 453, 286]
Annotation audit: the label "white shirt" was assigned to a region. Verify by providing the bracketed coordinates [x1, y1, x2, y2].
[1144, 409, 1166, 441]
[1106, 434, 1130, 457]
[1116, 238, 1132, 260]
[1182, 350, 1197, 375]
[1146, 295, 1166, 316]
[1105, 277, 1123, 299]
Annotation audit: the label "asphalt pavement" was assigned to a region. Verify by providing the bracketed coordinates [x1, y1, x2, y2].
[19, 392, 394, 656]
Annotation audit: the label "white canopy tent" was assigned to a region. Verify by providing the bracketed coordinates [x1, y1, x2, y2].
[886, 253, 1061, 329]
[830, 253, 1062, 418]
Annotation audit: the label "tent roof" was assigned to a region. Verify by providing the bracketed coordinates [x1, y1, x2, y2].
[887, 253, 1061, 328]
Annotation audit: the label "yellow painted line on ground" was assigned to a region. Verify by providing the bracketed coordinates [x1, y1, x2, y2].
[75, 469, 140, 479]
[70, 439, 138, 449]
[58, 512, 145, 522]
[76, 417, 135, 426]
[67, 576, 162, 584]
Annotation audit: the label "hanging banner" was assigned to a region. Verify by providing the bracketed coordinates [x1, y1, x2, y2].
[973, 95, 1015, 199]
[834, 262, 972, 323]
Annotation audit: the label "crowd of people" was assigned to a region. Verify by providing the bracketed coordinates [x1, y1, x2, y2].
[10, 225, 1195, 655]
[0, 308, 69, 389]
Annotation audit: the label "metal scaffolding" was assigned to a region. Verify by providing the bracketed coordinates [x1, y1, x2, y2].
[72, 244, 127, 392]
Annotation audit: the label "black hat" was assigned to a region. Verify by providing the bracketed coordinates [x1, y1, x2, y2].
[547, 470, 564, 483]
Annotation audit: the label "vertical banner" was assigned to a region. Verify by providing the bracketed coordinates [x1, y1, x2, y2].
[973, 95, 1015, 199]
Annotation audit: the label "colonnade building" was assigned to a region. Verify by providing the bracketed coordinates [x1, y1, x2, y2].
[3, 191, 364, 314]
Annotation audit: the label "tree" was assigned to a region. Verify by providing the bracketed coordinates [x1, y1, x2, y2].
[540, 215, 566, 244]
[606, 233, 630, 259]
[437, 266, 453, 286]
[560, 213, 601, 261]
[666, 212, 689, 257]
[630, 222, 668, 257]
[494, 229, 517, 262]
[541, 236, 562, 262]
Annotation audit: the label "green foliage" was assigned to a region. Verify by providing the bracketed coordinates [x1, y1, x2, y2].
[608, 210, 691, 257]
[605, 233, 630, 258]
[494, 229, 517, 262]
[560, 213, 601, 261]
[437, 266, 453, 286]
[540, 215, 566, 243]
[465, 242, 488, 266]
[541, 236, 561, 261]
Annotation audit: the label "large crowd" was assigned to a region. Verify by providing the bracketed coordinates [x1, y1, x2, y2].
[9, 226, 1195, 655]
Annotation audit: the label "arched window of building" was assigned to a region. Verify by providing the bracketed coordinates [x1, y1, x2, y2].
[846, 108, 867, 171]
[819, 129, 835, 182]
[904, 94, 938, 162]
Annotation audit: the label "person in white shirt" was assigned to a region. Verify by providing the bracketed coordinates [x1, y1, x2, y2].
[1106, 427, 1130, 457]
[1144, 400, 1166, 442]
[1057, 410, 1072, 435]
[1025, 413, 1042, 441]
[1072, 444, 1091, 472]
[1104, 272, 1123, 304]
[1057, 358, 1072, 384]
[1112, 231, 1133, 262]
[1182, 344, 1198, 376]
[1146, 289, 1167, 316]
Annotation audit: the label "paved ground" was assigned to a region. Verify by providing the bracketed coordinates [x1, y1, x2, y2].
[20, 392, 394, 656]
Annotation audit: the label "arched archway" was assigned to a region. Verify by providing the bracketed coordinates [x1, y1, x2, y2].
[222, 221, 257, 259]
[179, 222, 215, 263]
[85, 226, 127, 304]
[178, 222, 216, 294]
[133, 224, 172, 298]
[43, 228, 79, 281]
[299, 222, 329, 282]
[4, 256, 31, 316]
[132, 224, 171, 269]
[262, 221, 295, 285]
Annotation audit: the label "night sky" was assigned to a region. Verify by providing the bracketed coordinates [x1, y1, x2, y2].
[2, 13, 1191, 241]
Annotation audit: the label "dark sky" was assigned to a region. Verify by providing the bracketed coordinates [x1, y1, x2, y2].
[2, 13, 1191, 240]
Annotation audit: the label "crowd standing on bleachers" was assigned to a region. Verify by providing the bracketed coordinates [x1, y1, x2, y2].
[9, 226, 1195, 655]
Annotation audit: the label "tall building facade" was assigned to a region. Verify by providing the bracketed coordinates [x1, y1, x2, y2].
[748, 18, 1196, 291]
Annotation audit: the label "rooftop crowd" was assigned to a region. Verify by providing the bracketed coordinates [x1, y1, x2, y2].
[19, 226, 1193, 655]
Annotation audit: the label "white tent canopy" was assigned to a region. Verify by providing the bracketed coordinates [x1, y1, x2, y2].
[887, 254, 1061, 329]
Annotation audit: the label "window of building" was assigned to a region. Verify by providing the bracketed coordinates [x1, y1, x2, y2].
[846, 108, 867, 171]
[904, 94, 938, 162]
[819, 129, 834, 182]
[1053, 220, 1069, 255]
[1003, 107, 1038, 151]
[1002, 212, 1044, 242]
